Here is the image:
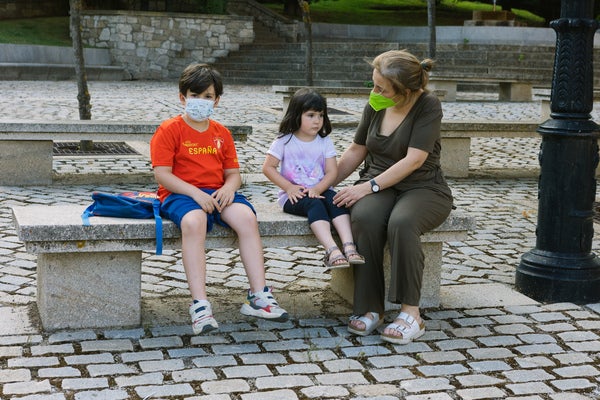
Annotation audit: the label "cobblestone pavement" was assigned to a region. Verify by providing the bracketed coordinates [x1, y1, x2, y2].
[1, 81, 600, 399]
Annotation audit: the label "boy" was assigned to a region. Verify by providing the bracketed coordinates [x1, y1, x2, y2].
[150, 63, 288, 334]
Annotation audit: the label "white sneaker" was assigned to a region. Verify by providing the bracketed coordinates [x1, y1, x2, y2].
[240, 286, 289, 322]
[189, 299, 218, 334]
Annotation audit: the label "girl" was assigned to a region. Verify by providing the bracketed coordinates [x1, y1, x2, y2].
[262, 88, 364, 269]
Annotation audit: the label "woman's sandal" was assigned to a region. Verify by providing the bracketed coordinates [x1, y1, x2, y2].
[380, 311, 425, 344]
[347, 312, 384, 336]
[323, 245, 350, 269]
[343, 242, 365, 265]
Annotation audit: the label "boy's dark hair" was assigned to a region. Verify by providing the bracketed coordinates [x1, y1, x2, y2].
[179, 63, 224, 97]
[278, 88, 332, 138]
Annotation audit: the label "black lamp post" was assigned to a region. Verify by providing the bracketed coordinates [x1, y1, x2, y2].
[515, 0, 600, 304]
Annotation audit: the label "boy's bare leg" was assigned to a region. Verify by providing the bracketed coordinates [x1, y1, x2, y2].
[180, 210, 209, 300]
[221, 203, 266, 293]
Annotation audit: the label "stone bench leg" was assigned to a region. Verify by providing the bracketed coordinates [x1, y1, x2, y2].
[440, 137, 471, 178]
[282, 95, 291, 115]
[37, 251, 141, 330]
[329, 241, 442, 310]
[499, 82, 532, 101]
[0, 140, 53, 185]
[429, 81, 457, 101]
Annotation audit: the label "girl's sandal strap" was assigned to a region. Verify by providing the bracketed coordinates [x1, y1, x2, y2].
[342, 242, 365, 265]
[323, 246, 349, 269]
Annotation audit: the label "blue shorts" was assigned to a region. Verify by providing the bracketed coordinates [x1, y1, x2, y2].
[160, 189, 256, 231]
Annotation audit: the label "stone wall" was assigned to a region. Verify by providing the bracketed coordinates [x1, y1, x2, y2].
[81, 10, 254, 80]
[0, 0, 68, 19]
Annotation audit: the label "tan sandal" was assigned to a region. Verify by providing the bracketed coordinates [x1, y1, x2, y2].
[381, 312, 425, 345]
[343, 242, 365, 265]
[323, 246, 350, 269]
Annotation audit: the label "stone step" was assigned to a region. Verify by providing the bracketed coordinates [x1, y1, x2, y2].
[0, 63, 131, 81]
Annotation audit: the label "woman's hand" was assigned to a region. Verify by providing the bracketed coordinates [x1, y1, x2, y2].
[333, 182, 372, 208]
[286, 184, 307, 204]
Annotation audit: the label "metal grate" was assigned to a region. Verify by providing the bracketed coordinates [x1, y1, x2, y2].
[53, 142, 140, 156]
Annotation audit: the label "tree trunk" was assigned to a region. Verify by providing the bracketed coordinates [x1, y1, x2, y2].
[299, 0, 313, 86]
[428, 0, 436, 58]
[70, 0, 93, 151]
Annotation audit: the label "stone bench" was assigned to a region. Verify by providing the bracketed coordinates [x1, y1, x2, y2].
[429, 75, 533, 101]
[0, 120, 251, 186]
[12, 203, 475, 331]
[440, 120, 540, 177]
[272, 85, 446, 113]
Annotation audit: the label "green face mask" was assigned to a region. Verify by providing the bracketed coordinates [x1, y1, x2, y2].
[369, 91, 397, 111]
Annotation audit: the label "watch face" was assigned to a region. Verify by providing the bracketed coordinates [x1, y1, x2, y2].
[370, 179, 380, 192]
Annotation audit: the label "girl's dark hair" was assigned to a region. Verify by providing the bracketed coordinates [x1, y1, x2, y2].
[179, 63, 224, 97]
[278, 88, 332, 138]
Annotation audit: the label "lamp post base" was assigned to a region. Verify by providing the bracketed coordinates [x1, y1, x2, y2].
[516, 249, 600, 304]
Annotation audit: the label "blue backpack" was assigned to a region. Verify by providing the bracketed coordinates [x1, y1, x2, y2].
[81, 191, 163, 255]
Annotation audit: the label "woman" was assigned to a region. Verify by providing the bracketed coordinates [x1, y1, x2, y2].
[333, 49, 453, 344]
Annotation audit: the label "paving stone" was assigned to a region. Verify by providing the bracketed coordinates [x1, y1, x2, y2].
[114, 372, 164, 387]
[3, 379, 53, 395]
[301, 385, 350, 398]
[456, 387, 507, 399]
[0, 367, 31, 382]
[503, 368, 555, 382]
[240, 389, 299, 400]
[255, 374, 315, 389]
[201, 378, 251, 394]
[400, 377, 454, 393]
[61, 377, 109, 390]
[2, 82, 600, 400]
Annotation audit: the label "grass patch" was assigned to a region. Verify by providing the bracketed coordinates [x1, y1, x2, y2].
[262, 0, 544, 27]
[0, 17, 71, 46]
[0, 2, 545, 47]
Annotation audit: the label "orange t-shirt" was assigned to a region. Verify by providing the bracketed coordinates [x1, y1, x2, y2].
[150, 115, 240, 202]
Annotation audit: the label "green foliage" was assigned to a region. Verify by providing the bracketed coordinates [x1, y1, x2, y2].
[260, 0, 544, 27]
[193, 0, 228, 14]
[0, 17, 71, 46]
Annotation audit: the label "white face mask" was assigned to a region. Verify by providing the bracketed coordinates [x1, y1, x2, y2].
[185, 98, 214, 121]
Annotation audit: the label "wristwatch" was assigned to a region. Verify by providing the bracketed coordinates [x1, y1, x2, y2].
[369, 179, 380, 193]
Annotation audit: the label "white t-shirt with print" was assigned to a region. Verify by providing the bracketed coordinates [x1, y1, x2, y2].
[267, 133, 337, 207]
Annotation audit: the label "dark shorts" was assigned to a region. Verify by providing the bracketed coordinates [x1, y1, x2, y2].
[160, 189, 255, 231]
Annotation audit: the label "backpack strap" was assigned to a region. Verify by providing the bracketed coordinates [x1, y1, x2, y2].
[81, 203, 94, 226]
[152, 199, 163, 255]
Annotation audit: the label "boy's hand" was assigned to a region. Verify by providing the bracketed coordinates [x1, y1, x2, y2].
[212, 187, 235, 211]
[193, 190, 220, 213]
[286, 185, 307, 205]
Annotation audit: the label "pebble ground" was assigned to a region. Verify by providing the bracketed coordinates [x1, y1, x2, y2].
[0, 81, 600, 400]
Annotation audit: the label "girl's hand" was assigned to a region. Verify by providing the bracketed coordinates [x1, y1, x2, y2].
[333, 182, 371, 208]
[212, 186, 235, 211]
[307, 188, 324, 199]
[286, 185, 307, 204]
[193, 190, 220, 213]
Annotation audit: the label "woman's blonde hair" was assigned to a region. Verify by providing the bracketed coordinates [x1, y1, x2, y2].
[370, 49, 434, 93]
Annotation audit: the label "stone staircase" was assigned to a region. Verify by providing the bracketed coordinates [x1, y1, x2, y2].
[214, 25, 600, 89]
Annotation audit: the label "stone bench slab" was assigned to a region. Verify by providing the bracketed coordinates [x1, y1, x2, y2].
[0, 120, 251, 186]
[12, 203, 475, 330]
